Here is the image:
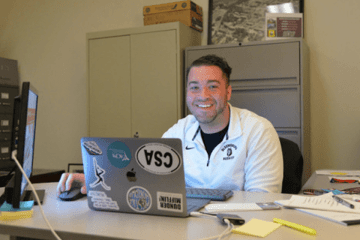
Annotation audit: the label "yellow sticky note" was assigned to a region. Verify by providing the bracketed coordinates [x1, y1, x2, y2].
[232, 219, 281, 238]
[0, 209, 34, 221]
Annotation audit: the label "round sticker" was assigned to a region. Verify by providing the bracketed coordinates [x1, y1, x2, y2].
[107, 141, 131, 169]
[127, 186, 152, 212]
[136, 143, 182, 175]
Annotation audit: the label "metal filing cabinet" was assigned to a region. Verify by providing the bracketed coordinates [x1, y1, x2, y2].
[0, 57, 19, 170]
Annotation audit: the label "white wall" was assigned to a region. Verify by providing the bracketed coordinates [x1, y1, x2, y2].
[0, 0, 208, 171]
[1, 0, 360, 178]
[304, 0, 360, 174]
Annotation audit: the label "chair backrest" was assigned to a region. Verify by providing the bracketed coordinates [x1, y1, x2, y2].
[279, 137, 304, 194]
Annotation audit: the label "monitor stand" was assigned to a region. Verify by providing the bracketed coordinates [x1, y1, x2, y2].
[23, 189, 45, 205]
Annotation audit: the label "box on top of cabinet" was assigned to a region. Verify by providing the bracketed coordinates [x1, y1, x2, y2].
[143, 0, 203, 32]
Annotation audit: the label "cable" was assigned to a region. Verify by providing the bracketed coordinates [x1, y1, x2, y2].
[190, 212, 234, 240]
[12, 150, 62, 240]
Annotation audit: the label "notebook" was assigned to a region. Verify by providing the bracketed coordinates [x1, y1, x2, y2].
[81, 137, 210, 217]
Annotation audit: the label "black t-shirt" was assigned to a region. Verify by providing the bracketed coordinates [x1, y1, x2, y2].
[200, 124, 229, 158]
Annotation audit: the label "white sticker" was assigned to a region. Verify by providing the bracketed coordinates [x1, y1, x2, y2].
[90, 157, 111, 190]
[157, 192, 183, 213]
[1, 93, 9, 99]
[88, 190, 119, 210]
[1, 120, 9, 126]
[1, 147, 9, 154]
[136, 143, 182, 175]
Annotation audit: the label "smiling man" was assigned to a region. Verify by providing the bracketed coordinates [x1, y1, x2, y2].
[162, 54, 283, 193]
[57, 55, 283, 196]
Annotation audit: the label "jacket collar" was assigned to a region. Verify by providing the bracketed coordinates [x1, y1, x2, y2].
[188, 103, 243, 142]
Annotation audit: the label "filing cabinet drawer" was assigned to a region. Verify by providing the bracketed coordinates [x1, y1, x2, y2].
[229, 86, 300, 128]
[186, 41, 300, 87]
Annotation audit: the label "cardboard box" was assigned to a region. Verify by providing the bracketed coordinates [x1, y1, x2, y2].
[143, 0, 203, 32]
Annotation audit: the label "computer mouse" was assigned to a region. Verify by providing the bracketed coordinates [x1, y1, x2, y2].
[59, 187, 87, 201]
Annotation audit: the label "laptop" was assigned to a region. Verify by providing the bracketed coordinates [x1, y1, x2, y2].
[81, 137, 210, 217]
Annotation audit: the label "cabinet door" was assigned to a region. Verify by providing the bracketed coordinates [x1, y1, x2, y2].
[130, 30, 177, 138]
[88, 36, 131, 137]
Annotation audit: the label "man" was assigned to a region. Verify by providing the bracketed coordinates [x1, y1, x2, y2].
[57, 55, 283, 196]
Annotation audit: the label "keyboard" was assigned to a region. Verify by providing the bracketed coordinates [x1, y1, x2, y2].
[186, 188, 233, 201]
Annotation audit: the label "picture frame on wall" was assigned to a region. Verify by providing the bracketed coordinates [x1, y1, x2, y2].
[208, 0, 304, 45]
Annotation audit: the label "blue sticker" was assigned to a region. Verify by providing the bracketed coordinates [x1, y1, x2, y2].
[107, 141, 131, 169]
[127, 186, 152, 212]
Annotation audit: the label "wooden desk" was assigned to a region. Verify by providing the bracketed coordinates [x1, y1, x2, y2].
[1, 183, 360, 239]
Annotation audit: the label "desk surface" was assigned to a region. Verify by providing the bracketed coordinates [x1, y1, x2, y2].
[1, 182, 360, 240]
[302, 173, 360, 192]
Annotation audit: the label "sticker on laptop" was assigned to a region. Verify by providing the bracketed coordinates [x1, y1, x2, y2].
[157, 192, 183, 213]
[88, 190, 119, 210]
[107, 141, 131, 169]
[90, 158, 111, 191]
[83, 141, 103, 155]
[127, 186, 152, 213]
[135, 143, 182, 175]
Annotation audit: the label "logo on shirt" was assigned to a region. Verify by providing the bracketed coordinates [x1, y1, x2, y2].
[221, 144, 237, 160]
[185, 146, 194, 150]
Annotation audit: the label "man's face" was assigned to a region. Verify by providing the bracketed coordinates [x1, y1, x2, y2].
[186, 65, 232, 127]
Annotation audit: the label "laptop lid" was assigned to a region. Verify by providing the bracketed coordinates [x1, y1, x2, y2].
[81, 137, 193, 217]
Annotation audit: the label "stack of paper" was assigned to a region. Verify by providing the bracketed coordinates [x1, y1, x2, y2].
[275, 193, 360, 225]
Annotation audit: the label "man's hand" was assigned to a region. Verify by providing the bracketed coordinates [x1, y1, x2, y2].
[56, 173, 86, 197]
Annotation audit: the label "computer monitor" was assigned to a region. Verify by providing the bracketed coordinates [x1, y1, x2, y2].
[5, 82, 38, 208]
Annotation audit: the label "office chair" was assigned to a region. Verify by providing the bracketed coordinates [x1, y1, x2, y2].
[279, 137, 304, 194]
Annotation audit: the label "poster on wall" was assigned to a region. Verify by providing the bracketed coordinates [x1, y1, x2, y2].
[265, 13, 303, 40]
[208, 0, 304, 45]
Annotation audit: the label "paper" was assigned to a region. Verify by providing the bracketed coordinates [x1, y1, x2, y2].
[297, 209, 360, 226]
[275, 193, 360, 214]
[232, 218, 281, 237]
[0, 209, 34, 221]
[0, 201, 34, 211]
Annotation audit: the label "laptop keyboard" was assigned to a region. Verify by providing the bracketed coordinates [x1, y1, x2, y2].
[186, 188, 233, 201]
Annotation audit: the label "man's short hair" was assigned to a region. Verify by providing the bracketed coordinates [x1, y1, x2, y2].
[186, 54, 232, 86]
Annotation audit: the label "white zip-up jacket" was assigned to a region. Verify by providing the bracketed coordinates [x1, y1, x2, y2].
[162, 104, 283, 193]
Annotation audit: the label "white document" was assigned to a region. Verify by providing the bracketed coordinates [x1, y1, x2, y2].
[275, 193, 360, 214]
[297, 209, 360, 226]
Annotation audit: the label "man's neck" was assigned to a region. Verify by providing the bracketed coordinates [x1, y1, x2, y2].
[200, 104, 230, 134]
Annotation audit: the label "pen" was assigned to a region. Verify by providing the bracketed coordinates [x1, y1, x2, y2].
[273, 218, 316, 235]
[332, 195, 355, 209]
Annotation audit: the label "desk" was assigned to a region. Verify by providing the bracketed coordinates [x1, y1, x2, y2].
[302, 172, 360, 191]
[1, 183, 360, 240]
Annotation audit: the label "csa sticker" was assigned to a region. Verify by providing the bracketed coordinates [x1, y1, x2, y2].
[107, 141, 131, 169]
[136, 143, 181, 175]
[157, 192, 183, 212]
[127, 186, 152, 212]
[88, 191, 119, 210]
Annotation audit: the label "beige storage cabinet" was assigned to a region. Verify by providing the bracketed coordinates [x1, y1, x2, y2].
[87, 22, 200, 138]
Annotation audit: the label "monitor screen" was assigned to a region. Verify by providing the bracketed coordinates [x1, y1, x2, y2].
[10, 82, 38, 208]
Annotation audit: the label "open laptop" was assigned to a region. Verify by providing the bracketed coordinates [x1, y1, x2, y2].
[81, 137, 210, 217]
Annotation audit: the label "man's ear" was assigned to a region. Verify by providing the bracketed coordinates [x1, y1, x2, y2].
[227, 85, 232, 101]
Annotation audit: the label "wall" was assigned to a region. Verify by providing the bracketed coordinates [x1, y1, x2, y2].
[304, 0, 360, 173]
[0, 0, 208, 172]
[0, 0, 360, 176]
